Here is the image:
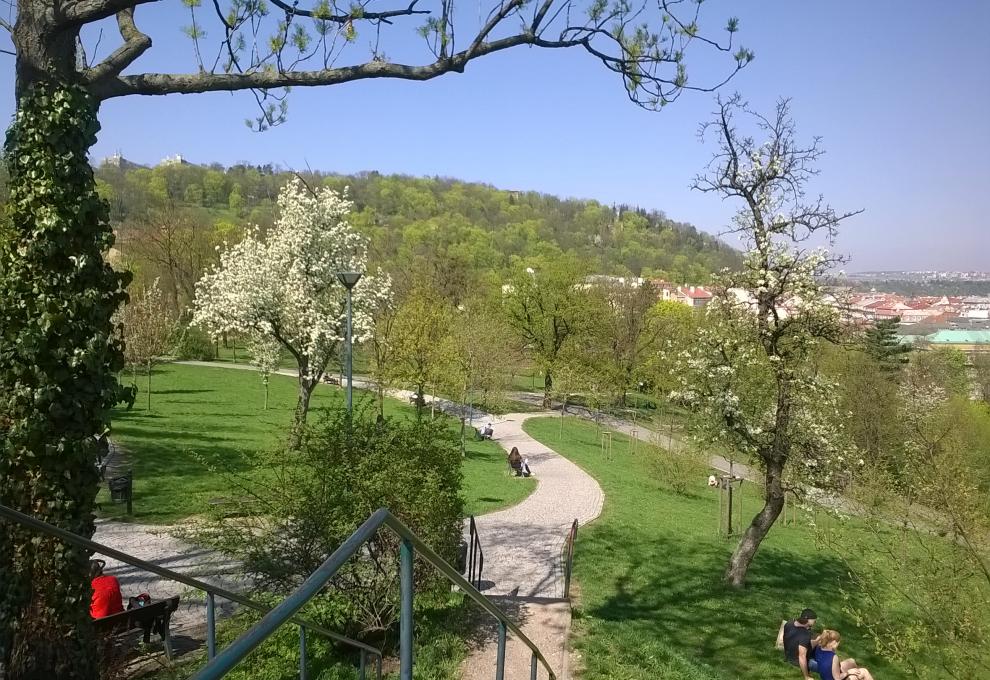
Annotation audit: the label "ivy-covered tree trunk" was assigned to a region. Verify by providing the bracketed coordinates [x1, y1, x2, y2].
[543, 371, 553, 409]
[0, 84, 131, 679]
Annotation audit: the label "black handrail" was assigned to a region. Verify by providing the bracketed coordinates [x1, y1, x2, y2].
[0, 503, 382, 676]
[562, 518, 578, 600]
[467, 515, 485, 591]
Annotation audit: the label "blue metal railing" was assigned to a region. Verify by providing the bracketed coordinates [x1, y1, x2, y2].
[194, 508, 558, 680]
[0, 503, 558, 680]
[0, 503, 383, 677]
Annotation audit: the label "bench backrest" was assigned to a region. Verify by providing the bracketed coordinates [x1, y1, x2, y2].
[93, 596, 180, 631]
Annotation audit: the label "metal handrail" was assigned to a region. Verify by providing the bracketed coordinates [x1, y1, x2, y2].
[0, 504, 382, 675]
[196, 508, 558, 680]
[467, 515, 485, 591]
[562, 518, 578, 600]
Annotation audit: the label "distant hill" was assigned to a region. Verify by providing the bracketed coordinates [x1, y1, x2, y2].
[92, 158, 738, 279]
[0, 157, 739, 308]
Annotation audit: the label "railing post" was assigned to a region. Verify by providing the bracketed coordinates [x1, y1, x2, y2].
[530, 652, 538, 680]
[299, 625, 308, 680]
[206, 592, 217, 660]
[400, 538, 414, 680]
[376, 654, 383, 680]
[359, 649, 366, 680]
[495, 621, 507, 680]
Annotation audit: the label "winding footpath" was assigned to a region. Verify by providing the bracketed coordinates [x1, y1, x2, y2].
[93, 362, 607, 678]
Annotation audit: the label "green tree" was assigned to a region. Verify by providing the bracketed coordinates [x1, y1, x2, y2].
[864, 317, 912, 370]
[446, 297, 516, 449]
[391, 287, 455, 418]
[831, 374, 990, 678]
[503, 256, 590, 408]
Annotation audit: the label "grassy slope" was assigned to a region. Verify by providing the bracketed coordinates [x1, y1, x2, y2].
[524, 416, 905, 680]
[104, 363, 534, 522]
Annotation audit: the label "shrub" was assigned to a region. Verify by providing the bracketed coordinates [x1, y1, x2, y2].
[647, 439, 710, 497]
[208, 408, 464, 637]
[172, 324, 216, 360]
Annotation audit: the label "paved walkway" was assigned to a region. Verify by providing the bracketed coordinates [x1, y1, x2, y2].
[473, 412, 604, 599]
[92, 519, 245, 633]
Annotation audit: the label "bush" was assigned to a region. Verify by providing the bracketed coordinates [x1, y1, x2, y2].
[172, 324, 216, 360]
[207, 408, 464, 637]
[647, 439, 710, 497]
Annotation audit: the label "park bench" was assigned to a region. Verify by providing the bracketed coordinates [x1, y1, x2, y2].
[93, 596, 180, 660]
[322, 374, 340, 385]
[408, 394, 426, 406]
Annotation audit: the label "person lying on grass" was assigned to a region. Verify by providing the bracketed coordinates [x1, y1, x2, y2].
[813, 629, 875, 680]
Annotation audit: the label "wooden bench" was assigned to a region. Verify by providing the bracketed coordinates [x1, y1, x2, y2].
[408, 394, 426, 406]
[93, 596, 180, 660]
[322, 374, 340, 385]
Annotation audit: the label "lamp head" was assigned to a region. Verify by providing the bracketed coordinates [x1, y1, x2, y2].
[336, 271, 363, 289]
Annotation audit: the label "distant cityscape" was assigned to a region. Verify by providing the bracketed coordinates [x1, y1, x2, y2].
[847, 271, 990, 282]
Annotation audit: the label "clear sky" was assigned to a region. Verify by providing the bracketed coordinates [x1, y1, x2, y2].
[1, 1, 987, 271]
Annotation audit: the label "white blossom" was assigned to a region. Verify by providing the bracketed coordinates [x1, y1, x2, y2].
[193, 178, 392, 388]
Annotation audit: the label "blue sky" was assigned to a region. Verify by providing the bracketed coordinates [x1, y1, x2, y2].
[1, 1, 987, 270]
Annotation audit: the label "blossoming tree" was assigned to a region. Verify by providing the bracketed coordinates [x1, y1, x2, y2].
[676, 96, 861, 587]
[193, 178, 390, 440]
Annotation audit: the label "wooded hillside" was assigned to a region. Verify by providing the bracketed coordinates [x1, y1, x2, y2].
[74, 159, 738, 308]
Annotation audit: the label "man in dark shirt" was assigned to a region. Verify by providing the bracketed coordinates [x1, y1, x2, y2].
[783, 608, 819, 679]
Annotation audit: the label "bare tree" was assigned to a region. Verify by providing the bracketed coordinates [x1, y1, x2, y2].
[118, 278, 176, 411]
[680, 95, 861, 587]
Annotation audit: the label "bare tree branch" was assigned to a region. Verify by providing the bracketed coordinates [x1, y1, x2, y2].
[82, 8, 151, 83]
[267, 0, 430, 24]
[61, 0, 157, 28]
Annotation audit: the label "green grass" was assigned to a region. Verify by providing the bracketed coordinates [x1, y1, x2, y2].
[523, 416, 911, 680]
[103, 363, 534, 522]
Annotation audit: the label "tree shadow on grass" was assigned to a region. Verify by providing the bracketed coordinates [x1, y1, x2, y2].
[576, 523, 877, 679]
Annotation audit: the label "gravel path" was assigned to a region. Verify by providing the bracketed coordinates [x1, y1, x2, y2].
[473, 412, 604, 599]
[92, 519, 245, 633]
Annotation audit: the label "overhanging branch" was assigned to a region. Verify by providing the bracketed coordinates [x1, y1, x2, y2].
[82, 8, 151, 83]
[91, 32, 538, 99]
[61, 0, 159, 28]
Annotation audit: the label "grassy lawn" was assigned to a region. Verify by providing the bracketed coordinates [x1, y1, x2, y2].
[524, 416, 917, 680]
[103, 363, 534, 523]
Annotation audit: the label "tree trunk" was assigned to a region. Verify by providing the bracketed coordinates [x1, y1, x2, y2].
[147, 359, 152, 411]
[543, 371, 553, 409]
[724, 458, 786, 588]
[290, 364, 315, 449]
[1, 72, 129, 680]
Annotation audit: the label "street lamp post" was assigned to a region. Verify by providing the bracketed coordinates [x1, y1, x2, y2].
[336, 271, 363, 415]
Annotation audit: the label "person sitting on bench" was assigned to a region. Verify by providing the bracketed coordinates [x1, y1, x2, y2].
[90, 559, 124, 619]
[521, 458, 533, 477]
[507, 447, 523, 476]
[479, 423, 494, 440]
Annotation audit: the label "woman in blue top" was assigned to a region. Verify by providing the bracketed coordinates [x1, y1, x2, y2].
[813, 630, 875, 680]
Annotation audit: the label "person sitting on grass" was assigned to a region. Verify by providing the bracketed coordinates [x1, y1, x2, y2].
[783, 608, 819, 679]
[507, 447, 523, 476]
[90, 559, 124, 619]
[813, 630, 875, 680]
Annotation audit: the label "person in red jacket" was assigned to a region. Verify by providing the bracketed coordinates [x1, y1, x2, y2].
[89, 559, 124, 619]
